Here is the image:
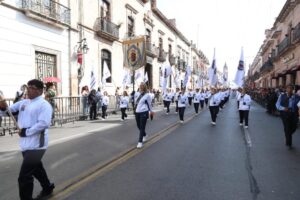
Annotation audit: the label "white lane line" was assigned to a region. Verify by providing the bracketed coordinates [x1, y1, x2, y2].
[50, 153, 79, 170]
[244, 128, 252, 147]
[0, 152, 18, 162]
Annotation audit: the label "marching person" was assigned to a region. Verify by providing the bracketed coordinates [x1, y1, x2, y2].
[119, 91, 129, 121]
[0, 79, 54, 200]
[178, 88, 188, 123]
[199, 89, 205, 110]
[276, 85, 300, 149]
[193, 88, 201, 114]
[204, 89, 210, 107]
[101, 91, 109, 120]
[134, 83, 154, 149]
[209, 88, 221, 125]
[187, 88, 194, 106]
[238, 88, 252, 128]
[174, 88, 180, 113]
[163, 88, 173, 114]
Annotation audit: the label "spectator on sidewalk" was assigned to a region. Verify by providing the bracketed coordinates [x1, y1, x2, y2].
[88, 89, 98, 120]
[0, 79, 55, 200]
[13, 84, 28, 103]
[45, 83, 57, 122]
[81, 86, 89, 116]
[101, 91, 109, 120]
[276, 85, 300, 149]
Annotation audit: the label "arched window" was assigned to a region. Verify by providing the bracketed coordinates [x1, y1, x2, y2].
[101, 49, 112, 83]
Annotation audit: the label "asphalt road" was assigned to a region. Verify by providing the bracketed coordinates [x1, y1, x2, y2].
[64, 99, 300, 200]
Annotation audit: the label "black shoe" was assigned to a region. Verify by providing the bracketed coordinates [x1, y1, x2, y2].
[34, 183, 55, 200]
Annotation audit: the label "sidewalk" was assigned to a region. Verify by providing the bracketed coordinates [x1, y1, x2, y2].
[0, 105, 164, 153]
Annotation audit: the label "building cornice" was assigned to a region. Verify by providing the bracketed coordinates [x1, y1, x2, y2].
[274, 0, 299, 24]
[125, 4, 138, 14]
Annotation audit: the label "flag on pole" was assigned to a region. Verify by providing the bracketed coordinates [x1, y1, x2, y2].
[102, 61, 111, 87]
[161, 60, 172, 93]
[144, 72, 149, 83]
[135, 67, 144, 84]
[90, 69, 96, 90]
[222, 62, 228, 86]
[208, 48, 218, 87]
[122, 69, 130, 88]
[183, 65, 191, 88]
[234, 48, 245, 87]
[173, 68, 180, 88]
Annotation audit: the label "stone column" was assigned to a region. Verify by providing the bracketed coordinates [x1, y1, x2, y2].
[296, 71, 300, 85]
[286, 74, 292, 85]
[279, 77, 283, 86]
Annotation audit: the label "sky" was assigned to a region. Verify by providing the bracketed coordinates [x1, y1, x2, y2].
[157, 0, 286, 81]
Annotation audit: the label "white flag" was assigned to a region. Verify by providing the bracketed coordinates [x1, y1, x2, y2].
[208, 48, 218, 87]
[161, 60, 172, 93]
[135, 67, 144, 84]
[102, 61, 111, 87]
[122, 70, 130, 88]
[183, 66, 191, 88]
[90, 69, 96, 90]
[234, 48, 245, 87]
[222, 63, 228, 86]
[144, 72, 149, 83]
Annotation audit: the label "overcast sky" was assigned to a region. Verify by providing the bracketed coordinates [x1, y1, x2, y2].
[157, 0, 286, 81]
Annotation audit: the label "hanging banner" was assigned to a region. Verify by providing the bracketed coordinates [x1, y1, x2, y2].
[123, 37, 146, 70]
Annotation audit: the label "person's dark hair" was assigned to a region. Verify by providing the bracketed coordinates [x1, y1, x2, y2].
[27, 79, 44, 89]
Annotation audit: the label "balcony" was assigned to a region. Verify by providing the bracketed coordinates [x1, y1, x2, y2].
[95, 18, 119, 42]
[260, 59, 274, 73]
[157, 50, 167, 62]
[169, 54, 176, 66]
[21, 0, 70, 27]
[277, 36, 290, 56]
[292, 23, 300, 43]
[145, 42, 158, 58]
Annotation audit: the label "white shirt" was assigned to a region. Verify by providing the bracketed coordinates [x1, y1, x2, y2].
[174, 92, 180, 101]
[178, 94, 188, 107]
[238, 94, 252, 110]
[187, 91, 194, 98]
[193, 93, 202, 103]
[101, 96, 109, 106]
[209, 93, 221, 106]
[135, 93, 153, 113]
[1, 96, 52, 151]
[205, 91, 211, 99]
[119, 96, 129, 108]
[163, 92, 173, 102]
[199, 92, 205, 101]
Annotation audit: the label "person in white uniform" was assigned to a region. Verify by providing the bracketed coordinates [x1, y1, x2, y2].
[119, 91, 129, 121]
[0, 79, 54, 200]
[193, 88, 201, 114]
[238, 88, 252, 128]
[178, 88, 188, 123]
[134, 83, 154, 149]
[209, 88, 221, 125]
[101, 91, 109, 120]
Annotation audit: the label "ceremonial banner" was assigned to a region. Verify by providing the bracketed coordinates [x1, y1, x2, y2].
[122, 69, 130, 88]
[208, 49, 218, 87]
[222, 63, 228, 85]
[161, 60, 172, 93]
[234, 48, 245, 87]
[123, 37, 146, 70]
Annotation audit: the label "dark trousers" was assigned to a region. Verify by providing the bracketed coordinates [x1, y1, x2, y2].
[219, 100, 225, 109]
[121, 108, 127, 120]
[135, 111, 148, 142]
[209, 106, 218, 122]
[89, 104, 97, 120]
[194, 103, 200, 113]
[178, 107, 185, 121]
[200, 100, 205, 109]
[280, 111, 298, 147]
[239, 110, 249, 126]
[188, 97, 193, 106]
[102, 105, 107, 118]
[19, 150, 50, 200]
[163, 100, 167, 108]
[205, 99, 208, 107]
[175, 101, 179, 112]
[165, 101, 171, 113]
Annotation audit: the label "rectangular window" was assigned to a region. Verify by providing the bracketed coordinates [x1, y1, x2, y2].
[35, 51, 57, 80]
[128, 16, 134, 37]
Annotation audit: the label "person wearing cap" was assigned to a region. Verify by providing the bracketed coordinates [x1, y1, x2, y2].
[0, 79, 54, 200]
[134, 83, 154, 149]
[276, 85, 300, 149]
[237, 88, 252, 128]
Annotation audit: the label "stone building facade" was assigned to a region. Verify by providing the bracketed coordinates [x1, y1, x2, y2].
[0, 0, 208, 97]
[248, 0, 300, 89]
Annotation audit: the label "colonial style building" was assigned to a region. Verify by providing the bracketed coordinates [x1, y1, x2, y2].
[248, 0, 300, 88]
[0, 0, 209, 98]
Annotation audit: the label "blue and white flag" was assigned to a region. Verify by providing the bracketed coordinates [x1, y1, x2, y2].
[234, 48, 245, 87]
[183, 66, 191, 88]
[208, 48, 218, 87]
[222, 62, 228, 85]
[90, 69, 96, 90]
[161, 60, 172, 93]
[102, 61, 111, 87]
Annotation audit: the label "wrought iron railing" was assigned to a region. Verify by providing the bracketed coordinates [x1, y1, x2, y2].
[145, 42, 157, 57]
[21, 0, 70, 25]
[96, 18, 119, 39]
[157, 50, 167, 62]
[277, 36, 290, 55]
